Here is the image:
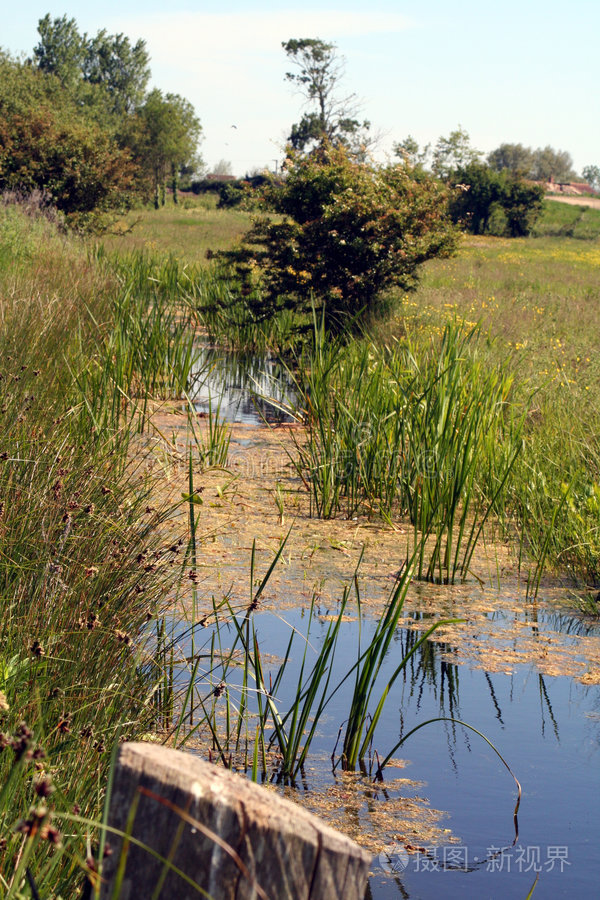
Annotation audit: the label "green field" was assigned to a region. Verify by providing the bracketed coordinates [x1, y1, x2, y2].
[100, 192, 256, 262]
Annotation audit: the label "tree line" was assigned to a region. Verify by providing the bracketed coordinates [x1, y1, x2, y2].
[2, 24, 597, 333]
[0, 14, 202, 227]
[217, 38, 596, 333]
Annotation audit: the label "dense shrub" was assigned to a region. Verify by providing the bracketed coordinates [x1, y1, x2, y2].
[0, 54, 135, 227]
[449, 162, 544, 237]
[222, 144, 457, 332]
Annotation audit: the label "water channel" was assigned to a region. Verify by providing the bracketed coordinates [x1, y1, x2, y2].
[180, 349, 600, 899]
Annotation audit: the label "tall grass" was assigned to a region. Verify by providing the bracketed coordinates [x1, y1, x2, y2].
[0, 202, 205, 894]
[287, 321, 522, 582]
[401, 325, 523, 582]
[390, 231, 600, 588]
[159, 534, 459, 783]
[509, 398, 600, 590]
[98, 247, 305, 354]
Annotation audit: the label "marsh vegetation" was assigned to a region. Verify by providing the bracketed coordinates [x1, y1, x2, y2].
[1, 192, 599, 898]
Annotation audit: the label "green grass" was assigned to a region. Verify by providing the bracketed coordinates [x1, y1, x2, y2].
[533, 198, 600, 240]
[99, 193, 256, 265]
[285, 320, 522, 583]
[384, 232, 600, 586]
[0, 200, 225, 896]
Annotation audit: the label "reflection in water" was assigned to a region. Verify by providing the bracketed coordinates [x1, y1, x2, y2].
[166, 598, 599, 898]
[538, 674, 559, 741]
[484, 671, 504, 725]
[174, 351, 599, 899]
[190, 345, 297, 425]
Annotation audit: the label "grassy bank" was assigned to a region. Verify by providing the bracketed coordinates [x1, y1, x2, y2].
[533, 198, 600, 240]
[0, 201, 204, 895]
[386, 231, 600, 590]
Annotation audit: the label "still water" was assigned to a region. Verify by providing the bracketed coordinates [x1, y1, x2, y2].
[191, 345, 296, 425]
[173, 601, 599, 900]
[181, 351, 599, 898]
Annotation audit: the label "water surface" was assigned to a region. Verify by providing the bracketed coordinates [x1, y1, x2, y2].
[179, 351, 600, 899]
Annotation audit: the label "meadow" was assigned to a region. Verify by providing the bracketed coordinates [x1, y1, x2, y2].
[100, 193, 256, 262]
[0, 193, 599, 897]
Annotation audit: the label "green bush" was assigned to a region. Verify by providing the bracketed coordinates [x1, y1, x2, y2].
[0, 55, 134, 228]
[222, 144, 458, 332]
[449, 162, 544, 237]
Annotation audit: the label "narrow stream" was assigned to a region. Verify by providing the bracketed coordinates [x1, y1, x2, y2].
[190, 345, 296, 425]
[182, 351, 600, 899]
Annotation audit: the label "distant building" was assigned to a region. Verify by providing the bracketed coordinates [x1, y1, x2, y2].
[546, 180, 596, 196]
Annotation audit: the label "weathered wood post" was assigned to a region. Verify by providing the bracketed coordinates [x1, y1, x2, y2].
[100, 742, 372, 899]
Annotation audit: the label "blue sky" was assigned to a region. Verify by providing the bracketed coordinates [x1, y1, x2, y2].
[3, 1, 599, 176]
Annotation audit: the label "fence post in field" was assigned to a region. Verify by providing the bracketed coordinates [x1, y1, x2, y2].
[100, 742, 372, 899]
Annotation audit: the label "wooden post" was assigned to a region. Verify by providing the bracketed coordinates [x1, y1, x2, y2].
[100, 742, 372, 900]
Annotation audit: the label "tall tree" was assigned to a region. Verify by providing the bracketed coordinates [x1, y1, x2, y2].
[83, 30, 150, 116]
[282, 38, 369, 155]
[33, 14, 85, 89]
[488, 142, 577, 182]
[33, 16, 150, 119]
[530, 146, 575, 182]
[432, 127, 482, 180]
[582, 165, 600, 191]
[210, 159, 234, 176]
[129, 89, 202, 207]
[393, 135, 430, 169]
[487, 143, 535, 176]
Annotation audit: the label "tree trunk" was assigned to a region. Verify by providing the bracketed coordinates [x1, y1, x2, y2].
[172, 163, 178, 205]
[100, 742, 372, 900]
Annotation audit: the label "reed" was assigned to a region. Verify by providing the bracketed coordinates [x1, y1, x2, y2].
[339, 560, 459, 770]
[401, 324, 523, 582]
[287, 320, 522, 582]
[168, 542, 460, 783]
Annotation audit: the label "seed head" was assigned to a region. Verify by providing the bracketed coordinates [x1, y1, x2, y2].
[34, 777, 55, 798]
[40, 823, 62, 845]
[57, 715, 72, 735]
[30, 641, 45, 658]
